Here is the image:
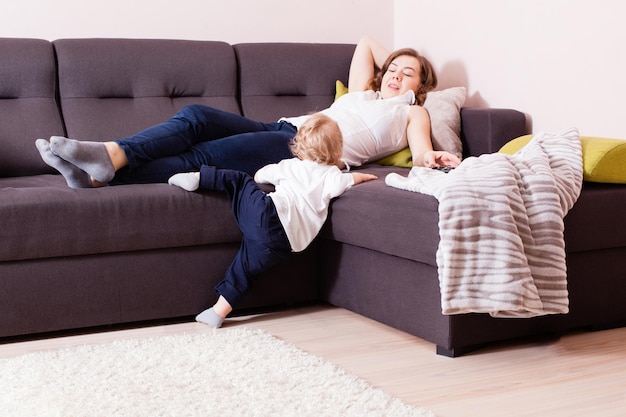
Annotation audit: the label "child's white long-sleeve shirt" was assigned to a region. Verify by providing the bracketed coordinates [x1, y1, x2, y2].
[255, 158, 354, 252]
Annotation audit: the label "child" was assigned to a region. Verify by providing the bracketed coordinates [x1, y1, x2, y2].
[168, 114, 377, 327]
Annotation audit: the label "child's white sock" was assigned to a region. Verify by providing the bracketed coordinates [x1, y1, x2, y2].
[168, 172, 200, 191]
[195, 307, 225, 328]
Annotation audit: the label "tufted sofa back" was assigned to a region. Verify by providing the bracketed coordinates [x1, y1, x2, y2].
[0, 38, 65, 177]
[53, 38, 241, 143]
[234, 43, 354, 122]
[0, 38, 355, 178]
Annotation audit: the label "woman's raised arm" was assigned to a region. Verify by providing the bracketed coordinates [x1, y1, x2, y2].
[348, 36, 390, 92]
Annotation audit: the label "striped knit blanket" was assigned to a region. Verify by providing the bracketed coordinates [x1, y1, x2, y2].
[385, 127, 582, 318]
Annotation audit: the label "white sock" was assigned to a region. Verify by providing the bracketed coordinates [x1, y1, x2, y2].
[195, 308, 225, 328]
[168, 172, 200, 191]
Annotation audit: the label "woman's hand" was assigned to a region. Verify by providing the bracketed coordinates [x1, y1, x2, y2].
[422, 150, 462, 168]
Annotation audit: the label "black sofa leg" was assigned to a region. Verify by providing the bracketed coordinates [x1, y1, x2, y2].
[436, 344, 484, 357]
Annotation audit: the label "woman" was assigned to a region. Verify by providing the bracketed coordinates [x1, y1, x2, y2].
[36, 36, 461, 188]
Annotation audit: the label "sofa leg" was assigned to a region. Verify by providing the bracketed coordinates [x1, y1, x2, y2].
[589, 320, 626, 332]
[436, 344, 483, 358]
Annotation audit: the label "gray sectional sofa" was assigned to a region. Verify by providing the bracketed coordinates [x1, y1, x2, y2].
[1, 38, 624, 356]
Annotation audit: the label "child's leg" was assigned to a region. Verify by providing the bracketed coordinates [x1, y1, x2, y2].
[196, 236, 289, 330]
[195, 237, 290, 328]
[186, 165, 291, 327]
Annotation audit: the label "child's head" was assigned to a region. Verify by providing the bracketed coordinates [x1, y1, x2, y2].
[290, 114, 343, 165]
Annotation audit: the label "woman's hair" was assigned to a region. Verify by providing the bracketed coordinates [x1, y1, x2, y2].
[367, 48, 438, 106]
[290, 114, 343, 165]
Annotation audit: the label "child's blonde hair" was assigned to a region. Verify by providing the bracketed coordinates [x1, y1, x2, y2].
[290, 114, 343, 165]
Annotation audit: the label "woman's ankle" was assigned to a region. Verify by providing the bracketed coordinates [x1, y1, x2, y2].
[104, 141, 128, 171]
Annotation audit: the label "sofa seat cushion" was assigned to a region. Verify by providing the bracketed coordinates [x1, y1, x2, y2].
[322, 165, 441, 266]
[0, 175, 241, 262]
[323, 165, 626, 264]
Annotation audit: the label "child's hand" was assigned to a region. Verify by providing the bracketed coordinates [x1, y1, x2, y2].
[351, 172, 378, 184]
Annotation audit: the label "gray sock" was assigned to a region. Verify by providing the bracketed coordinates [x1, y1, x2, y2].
[195, 308, 225, 328]
[168, 172, 200, 191]
[49, 136, 115, 184]
[36, 139, 93, 188]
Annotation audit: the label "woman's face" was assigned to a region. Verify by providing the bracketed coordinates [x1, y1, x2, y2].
[380, 55, 422, 99]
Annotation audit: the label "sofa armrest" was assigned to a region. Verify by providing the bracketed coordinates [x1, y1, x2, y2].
[460, 107, 528, 157]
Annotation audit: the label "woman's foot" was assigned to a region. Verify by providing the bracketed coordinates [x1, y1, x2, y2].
[49, 136, 115, 183]
[36, 139, 93, 188]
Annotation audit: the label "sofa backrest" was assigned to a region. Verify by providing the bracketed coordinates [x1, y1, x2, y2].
[234, 43, 355, 122]
[0, 38, 356, 178]
[2, 38, 526, 179]
[53, 38, 241, 142]
[0, 38, 65, 177]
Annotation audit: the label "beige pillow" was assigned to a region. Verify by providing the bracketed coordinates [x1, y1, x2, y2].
[423, 86, 466, 159]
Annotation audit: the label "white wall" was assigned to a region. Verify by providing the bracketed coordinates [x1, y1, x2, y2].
[3, 0, 624, 138]
[395, 0, 626, 138]
[1, 0, 393, 45]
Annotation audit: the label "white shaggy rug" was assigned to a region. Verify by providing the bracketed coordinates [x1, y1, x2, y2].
[0, 328, 434, 417]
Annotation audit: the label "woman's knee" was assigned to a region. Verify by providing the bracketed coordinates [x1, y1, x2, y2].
[177, 104, 211, 121]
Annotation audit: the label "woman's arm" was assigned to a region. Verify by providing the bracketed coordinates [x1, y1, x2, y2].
[348, 36, 390, 92]
[406, 106, 462, 168]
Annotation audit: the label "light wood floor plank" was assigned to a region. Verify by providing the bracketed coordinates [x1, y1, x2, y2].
[1, 304, 624, 417]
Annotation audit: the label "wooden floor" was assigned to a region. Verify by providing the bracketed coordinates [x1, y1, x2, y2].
[1, 304, 624, 417]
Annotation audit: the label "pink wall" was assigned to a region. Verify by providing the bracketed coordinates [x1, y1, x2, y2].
[395, 0, 626, 138]
[0, 0, 393, 46]
[3, 0, 623, 138]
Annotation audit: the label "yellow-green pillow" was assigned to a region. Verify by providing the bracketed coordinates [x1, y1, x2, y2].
[376, 147, 413, 168]
[500, 134, 626, 184]
[335, 80, 349, 101]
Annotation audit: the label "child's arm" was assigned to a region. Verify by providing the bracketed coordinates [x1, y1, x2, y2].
[351, 172, 378, 184]
[254, 164, 278, 184]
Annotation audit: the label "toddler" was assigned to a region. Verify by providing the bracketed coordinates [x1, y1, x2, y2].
[169, 114, 377, 327]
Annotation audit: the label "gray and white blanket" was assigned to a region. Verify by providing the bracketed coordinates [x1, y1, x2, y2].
[385, 127, 583, 318]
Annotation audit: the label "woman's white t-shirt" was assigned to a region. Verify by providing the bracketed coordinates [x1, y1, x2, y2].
[281, 90, 415, 168]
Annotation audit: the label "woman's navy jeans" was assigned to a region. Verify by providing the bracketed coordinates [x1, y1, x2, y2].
[112, 104, 297, 184]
